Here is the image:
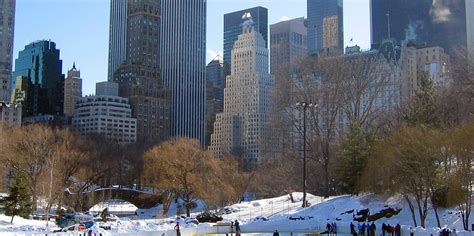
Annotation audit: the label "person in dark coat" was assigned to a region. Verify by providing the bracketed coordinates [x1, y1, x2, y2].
[273, 230, 280, 236]
[362, 223, 366, 236]
[395, 224, 401, 236]
[174, 221, 181, 236]
[235, 220, 240, 233]
[370, 222, 377, 236]
[387, 224, 393, 236]
[350, 222, 357, 236]
[332, 222, 338, 236]
[382, 223, 387, 236]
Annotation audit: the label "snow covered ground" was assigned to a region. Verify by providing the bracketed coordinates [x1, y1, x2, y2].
[0, 192, 473, 235]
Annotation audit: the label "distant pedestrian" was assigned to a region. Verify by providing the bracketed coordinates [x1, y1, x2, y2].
[273, 230, 280, 236]
[387, 224, 393, 236]
[382, 223, 387, 236]
[410, 227, 414, 236]
[327, 223, 333, 235]
[362, 223, 366, 236]
[452, 229, 457, 236]
[174, 221, 181, 236]
[350, 222, 357, 236]
[332, 222, 338, 236]
[235, 220, 240, 233]
[395, 224, 401, 236]
[370, 222, 376, 236]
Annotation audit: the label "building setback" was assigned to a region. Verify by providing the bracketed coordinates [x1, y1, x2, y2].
[0, 102, 21, 126]
[370, 0, 467, 55]
[113, 0, 170, 145]
[210, 20, 273, 167]
[270, 17, 307, 76]
[161, 0, 206, 146]
[11, 40, 64, 118]
[107, 0, 127, 82]
[205, 57, 224, 147]
[63, 63, 82, 117]
[224, 6, 268, 77]
[72, 82, 137, 144]
[0, 0, 15, 102]
[307, 0, 344, 54]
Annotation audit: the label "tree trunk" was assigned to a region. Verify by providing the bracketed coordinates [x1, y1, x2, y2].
[431, 196, 441, 228]
[405, 195, 418, 227]
[10, 214, 14, 223]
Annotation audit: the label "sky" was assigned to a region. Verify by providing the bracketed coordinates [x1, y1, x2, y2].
[13, 0, 370, 95]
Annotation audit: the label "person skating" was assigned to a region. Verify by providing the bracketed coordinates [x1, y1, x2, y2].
[350, 222, 357, 236]
[273, 230, 280, 236]
[174, 221, 181, 236]
[382, 223, 387, 236]
[395, 224, 401, 236]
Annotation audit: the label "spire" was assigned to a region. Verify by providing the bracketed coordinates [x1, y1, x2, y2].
[72, 62, 76, 70]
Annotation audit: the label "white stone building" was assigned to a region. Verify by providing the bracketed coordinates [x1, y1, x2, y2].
[72, 82, 137, 144]
[0, 102, 21, 126]
[209, 19, 273, 166]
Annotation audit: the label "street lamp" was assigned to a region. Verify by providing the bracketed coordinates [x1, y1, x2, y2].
[295, 101, 316, 208]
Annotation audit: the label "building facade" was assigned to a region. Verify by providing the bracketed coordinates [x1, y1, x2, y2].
[224, 7, 268, 77]
[0, 102, 21, 126]
[64, 63, 82, 117]
[11, 40, 64, 118]
[72, 82, 137, 144]
[0, 0, 15, 102]
[107, 0, 127, 82]
[161, 0, 206, 145]
[400, 43, 450, 98]
[114, 0, 170, 145]
[205, 57, 224, 147]
[270, 17, 307, 75]
[370, 0, 466, 55]
[467, 0, 474, 52]
[307, 0, 343, 54]
[209, 21, 273, 166]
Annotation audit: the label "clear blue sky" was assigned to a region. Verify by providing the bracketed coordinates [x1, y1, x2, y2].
[13, 0, 370, 95]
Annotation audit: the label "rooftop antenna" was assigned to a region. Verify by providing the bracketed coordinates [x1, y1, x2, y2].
[386, 12, 391, 39]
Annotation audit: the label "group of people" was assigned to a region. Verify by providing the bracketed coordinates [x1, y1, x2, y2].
[349, 222, 401, 236]
[325, 222, 338, 235]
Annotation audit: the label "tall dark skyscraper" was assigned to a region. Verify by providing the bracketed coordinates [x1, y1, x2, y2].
[11, 41, 64, 118]
[307, 0, 344, 54]
[205, 57, 224, 147]
[370, 0, 467, 54]
[224, 7, 268, 76]
[113, 0, 170, 145]
[107, 0, 127, 82]
[0, 0, 15, 102]
[161, 0, 206, 145]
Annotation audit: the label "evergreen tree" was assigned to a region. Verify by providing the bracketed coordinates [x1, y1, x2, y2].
[404, 72, 441, 127]
[337, 122, 375, 194]
[5, 175, 33, 223]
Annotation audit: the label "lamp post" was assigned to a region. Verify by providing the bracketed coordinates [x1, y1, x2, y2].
[296, 101, 316, 208]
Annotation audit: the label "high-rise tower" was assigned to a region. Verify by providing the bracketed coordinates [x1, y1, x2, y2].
[114, 0, 170, 145]
[307, 0, 344, 54]
[161, 0, 206, 145]
[370, 0, 467, 55]
[210, 17, 273, 167]
[107, 0, 127, 82]
[224, 7, 268, 77]
[270, 17, 307, 75]
[0, 0, 15, 102]
[63, 63, 82, 117]
[11, 40, 64, 118]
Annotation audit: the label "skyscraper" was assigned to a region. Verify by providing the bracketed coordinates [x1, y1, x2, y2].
[0, 0, 15, 102]
[307, 0, 344, 54]
[205, 57, 224, 147]
[270, 17, 307, 75]
[114, 0, 170, 145]
[370, 0, 467, 54]
[210, 18, 273, 167]
[161, 0, 206, 145]
[11, 40, 64, 118]
[107, 0, 127, 82]
[63, 63, 82, 117]
[467, 0, 474, 52]
[224, 7, 268, 76]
